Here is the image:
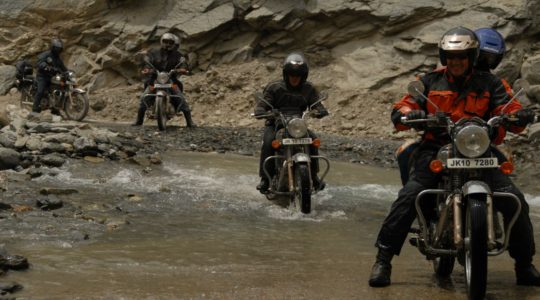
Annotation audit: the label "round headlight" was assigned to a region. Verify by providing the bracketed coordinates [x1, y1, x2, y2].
[455, 125, 490, 158]
[157, 72, 169, 84]
[288, 118, 308, 138]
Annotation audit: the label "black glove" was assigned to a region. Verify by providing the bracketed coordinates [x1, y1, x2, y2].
[169, 69, 178, 77]
[311, 109, 329, 119]
[405, 110, 426, 130]
[254, 107, 267, 116]
[515, 108, 535, 127]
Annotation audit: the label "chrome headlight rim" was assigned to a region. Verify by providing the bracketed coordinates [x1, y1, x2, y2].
[288, 118, 308, 138]
[156, 72, 170, 84]
[454, 124, 490, 158]
[67, 71, 77, 84]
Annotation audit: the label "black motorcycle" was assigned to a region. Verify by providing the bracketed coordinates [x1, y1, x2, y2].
[254, 94, 330, 214]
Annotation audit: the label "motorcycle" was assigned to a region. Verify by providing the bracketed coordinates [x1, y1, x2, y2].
[253, 93, 330, 214]
[402, 80, 537, 300]
[141, 57, 188, 131]
[19, 63, 89, 121]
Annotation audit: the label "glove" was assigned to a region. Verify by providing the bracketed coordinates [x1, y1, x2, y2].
[254, 107, 267, 116]
[169, 69, 178, 77]
[315, 109, 329, 119]
[406, 110, 426, 120]
[514, 108, 535, 127]
[405, 110, 426, 130]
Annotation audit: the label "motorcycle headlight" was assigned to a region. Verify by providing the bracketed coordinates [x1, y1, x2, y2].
[288, 118, 308, 138]
[455, 125, 490, 158]
[157, 72, 169, 84]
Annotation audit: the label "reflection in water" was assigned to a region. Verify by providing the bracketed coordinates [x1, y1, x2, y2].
[5, 152, 540, 299]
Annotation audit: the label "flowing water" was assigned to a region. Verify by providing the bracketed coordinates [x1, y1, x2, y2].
[3, 152, 540, 299]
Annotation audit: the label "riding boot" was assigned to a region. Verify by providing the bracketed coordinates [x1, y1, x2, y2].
[256, 177, 269, 193]
[369, 248, 393, 287]
[132, 107, 145, 126]
[184, 111, 196, 128]
[515, 261, 540, 286]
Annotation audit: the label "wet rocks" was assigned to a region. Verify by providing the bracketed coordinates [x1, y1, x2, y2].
[36, 195, 63, 211]
[0, 108, 144, 171]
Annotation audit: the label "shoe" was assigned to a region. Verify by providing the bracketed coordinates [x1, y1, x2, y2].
[131, 122, 142, 127]
[256, 178, 269, 193]
[516, 264, 540, 286]
[369, 261, 392, 287]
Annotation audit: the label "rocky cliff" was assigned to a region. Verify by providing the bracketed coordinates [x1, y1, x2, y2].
[1, 0, 540, 137]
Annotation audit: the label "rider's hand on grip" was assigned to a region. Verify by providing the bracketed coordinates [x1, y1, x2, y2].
[405, 110, 426, 130]
[514, 108, 535, 127]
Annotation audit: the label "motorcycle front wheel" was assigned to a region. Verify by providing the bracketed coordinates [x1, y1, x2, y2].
[64, 92, 89, 121]
[464, 198, 488, 300]
[293, 163, 311, 214]
[156, 96, 167, 131]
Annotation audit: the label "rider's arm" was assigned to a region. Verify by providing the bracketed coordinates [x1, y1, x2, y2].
[489, 77, 525, 134]
[308, 88, 328, 118]
[391, 94, 422, 131]
[254, 85, 274, 116]
[175, 55, 190, 75]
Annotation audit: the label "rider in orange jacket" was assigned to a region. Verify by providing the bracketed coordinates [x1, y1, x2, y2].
[369, 26, 538, 288]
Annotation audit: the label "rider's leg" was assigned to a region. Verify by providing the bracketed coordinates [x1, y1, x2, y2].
[133, 87, 149, 126]
[174, 93, 195, 128]
[257, 125, 275, 192]
[32, 76, 49, 113]
[489, 170, 539, 285]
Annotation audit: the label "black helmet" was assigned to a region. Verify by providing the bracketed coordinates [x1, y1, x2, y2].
[438, 27, 479, 67]
[160, 33, 178, 51]
[50, 38, 64, 55]
[282, 52, 309, 88]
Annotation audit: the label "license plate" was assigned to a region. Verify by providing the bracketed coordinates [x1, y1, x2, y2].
[447, 157, 498, 169]
[282, 138, 312, 145]
[154, 84, 172, 88]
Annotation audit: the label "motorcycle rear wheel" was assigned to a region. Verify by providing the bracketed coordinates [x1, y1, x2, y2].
[464, 198, 487, 300]
[156, 96, 167, 131]
[64, 93, 89, 121]
[293, 164, 311, 214]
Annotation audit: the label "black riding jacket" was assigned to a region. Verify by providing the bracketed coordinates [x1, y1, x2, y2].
[35, 50, 67, 77]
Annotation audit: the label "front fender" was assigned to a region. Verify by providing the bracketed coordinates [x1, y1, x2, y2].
[462, 180, 491, 197]
[292, 153, 310, 163]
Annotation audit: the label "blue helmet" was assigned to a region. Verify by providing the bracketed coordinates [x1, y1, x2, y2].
[475, 28, 505, 70]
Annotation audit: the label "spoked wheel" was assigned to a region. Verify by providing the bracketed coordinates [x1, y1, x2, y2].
[156, 96, 167, 131]
[464, 198, 487, 300]
[64, 92, 89, 121]
[293, 164, 311, 214]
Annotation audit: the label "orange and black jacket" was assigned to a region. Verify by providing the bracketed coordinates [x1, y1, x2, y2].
[391, 68, 524, 145]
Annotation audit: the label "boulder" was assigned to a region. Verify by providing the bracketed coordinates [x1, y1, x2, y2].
[0, 147, 21, 170]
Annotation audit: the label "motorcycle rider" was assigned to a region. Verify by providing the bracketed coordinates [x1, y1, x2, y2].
[475, 28, 506, 72]
[32, 38, 67, 115]
[254, 52, 328, 193]
[369, 27, 539, 287]
[132, 32, 195, 127]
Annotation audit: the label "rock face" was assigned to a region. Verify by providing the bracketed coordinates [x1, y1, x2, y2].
[0, 0, 539, 137]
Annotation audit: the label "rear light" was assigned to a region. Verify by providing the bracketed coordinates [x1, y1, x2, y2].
[271, 140, 281, 149]
[311, 138, 321, 148]
[429, 160, 444, 173]
[499, 161, 514, 175]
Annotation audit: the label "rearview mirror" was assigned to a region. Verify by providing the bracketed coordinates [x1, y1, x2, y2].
[407, 81, 425, 100]
[513, 78, 530, 94]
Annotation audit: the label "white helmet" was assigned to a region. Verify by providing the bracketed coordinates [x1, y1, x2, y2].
[160, 33, 178, 51]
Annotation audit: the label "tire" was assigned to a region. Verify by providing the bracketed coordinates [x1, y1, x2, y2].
[64, 92, 89, 121]
[464, 198, 487, 300]
[156, 96, 167, 131]
[293, 164, 311, 214]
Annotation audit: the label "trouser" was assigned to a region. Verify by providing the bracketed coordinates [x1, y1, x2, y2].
[375, 145, 535, 263]
[135, 86, 192, 125]
[258, 125, 320, 179]
[33, 75, 50, 113]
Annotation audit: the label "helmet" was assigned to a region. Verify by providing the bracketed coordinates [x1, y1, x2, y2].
[438, 27, 479, 66]
[160, 33, 178, 51]
[282, 52, 309, 88]
[50, 38, 63, 55]
[475, 28, 505, 70]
